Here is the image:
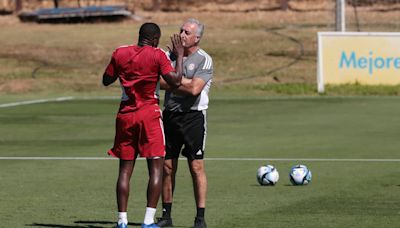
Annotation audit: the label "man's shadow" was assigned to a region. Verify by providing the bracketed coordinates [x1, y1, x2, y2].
[27, 220, 141, 228]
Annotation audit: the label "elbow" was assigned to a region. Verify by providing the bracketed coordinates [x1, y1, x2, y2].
[190, 88, 202, 96]
[174, 74, 183, 88]
[172, 80, 182, 89]
[102, 80, 110, 86]
[102, 73, 116, 86]
[165, 78, 181, 89]
[163, 73, 182, 89]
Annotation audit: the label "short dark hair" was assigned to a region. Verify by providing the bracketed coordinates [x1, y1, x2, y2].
[139, 22, 161, 41]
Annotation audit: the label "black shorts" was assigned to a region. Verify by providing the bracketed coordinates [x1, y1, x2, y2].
[163, 110, 207, 160]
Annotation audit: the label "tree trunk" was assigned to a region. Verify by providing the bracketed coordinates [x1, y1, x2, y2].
[15, 0, 22, 12]
[280, 0, 289, 11]
[152, 0, 161, 11]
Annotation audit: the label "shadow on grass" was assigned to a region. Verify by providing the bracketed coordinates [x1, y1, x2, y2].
[252, 184, 310, 187]
[26, 220, 141, 228]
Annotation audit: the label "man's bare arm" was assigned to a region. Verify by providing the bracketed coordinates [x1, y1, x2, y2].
[161, 34, 184, 88]
[174, 77, 207, 96]
[102, 73, 118, 86]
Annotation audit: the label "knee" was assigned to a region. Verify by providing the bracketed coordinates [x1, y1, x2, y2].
[119, 168, 132, 181]
[149, 168, 163, 185]
[163, 162, 174, 176]
[164, 164, 172, 176]
[190, 162, 205, 177]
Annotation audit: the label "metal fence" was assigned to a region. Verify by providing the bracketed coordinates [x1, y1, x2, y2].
[3, 0, 395, 32]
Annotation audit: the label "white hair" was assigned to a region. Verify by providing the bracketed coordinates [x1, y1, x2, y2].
[184, 18, 204, 38]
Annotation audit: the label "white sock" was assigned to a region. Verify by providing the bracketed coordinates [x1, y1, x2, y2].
[143, 207, 157, 225]
[118, 212, 128, 225]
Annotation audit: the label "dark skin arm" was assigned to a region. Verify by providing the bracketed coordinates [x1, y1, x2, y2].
[161, 34, 184, 88]
[102, 73, 118, 86]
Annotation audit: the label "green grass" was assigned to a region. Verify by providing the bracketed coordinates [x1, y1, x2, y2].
[1, 6, 399, 227]
[0, 97, 399, 227]
[253, 83, 400, 96]
[1, 9, 399, 96]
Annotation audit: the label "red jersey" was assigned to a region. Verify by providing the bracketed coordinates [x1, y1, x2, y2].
[105, 45, 174, 113]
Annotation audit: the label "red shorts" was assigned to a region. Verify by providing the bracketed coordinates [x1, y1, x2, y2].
[108, 104, 165, 160]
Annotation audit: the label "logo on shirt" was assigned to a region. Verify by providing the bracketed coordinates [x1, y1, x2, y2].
[188, 63, 195, 71]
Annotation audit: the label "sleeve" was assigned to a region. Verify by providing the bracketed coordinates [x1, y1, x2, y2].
[104, 50, 119, 78]
[195, 56, 213, 82]
[157, 49, 175, 75]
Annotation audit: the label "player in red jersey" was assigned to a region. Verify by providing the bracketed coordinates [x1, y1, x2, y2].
[102, 22, 184, 228]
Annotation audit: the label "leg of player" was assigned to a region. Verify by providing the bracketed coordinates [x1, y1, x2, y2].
[188, 159, 207, 228]
[157, 158, 178, 227]
[116, 159, 135, 228]
[142, 157, 164, 228]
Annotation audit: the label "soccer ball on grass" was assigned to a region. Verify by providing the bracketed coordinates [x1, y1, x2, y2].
[289, 164, 312, 185]
[256, 165, 279, 186]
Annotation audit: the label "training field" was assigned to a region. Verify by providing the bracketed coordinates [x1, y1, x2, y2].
[0, 96, 399, 227]
[1, 2, 400, 227]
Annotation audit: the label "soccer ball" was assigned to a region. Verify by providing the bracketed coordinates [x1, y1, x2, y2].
[289, 164, 312, 185]
[256, 165, 279, 186]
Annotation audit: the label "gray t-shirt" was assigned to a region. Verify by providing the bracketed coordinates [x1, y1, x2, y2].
[164, 48, 213, 112]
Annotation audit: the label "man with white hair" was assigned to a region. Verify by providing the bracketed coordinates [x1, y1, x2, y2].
[157, 18, 213, 228]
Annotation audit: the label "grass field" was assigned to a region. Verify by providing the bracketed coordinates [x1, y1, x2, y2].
[1, 3, 400, 96]
[1, 2, 400, 227]
[1, 97, 399, 227]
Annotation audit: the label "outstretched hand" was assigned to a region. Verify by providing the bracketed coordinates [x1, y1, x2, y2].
[169, 34, 184, 57]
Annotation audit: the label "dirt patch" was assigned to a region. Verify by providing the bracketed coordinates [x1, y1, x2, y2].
[1, 1, 399, 94]
[0, 76, 104, 94]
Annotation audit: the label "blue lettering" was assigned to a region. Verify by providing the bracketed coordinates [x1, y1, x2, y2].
[358, 57, 367, 68]
[338, 51, 399, 75]
[386, 57, 393, 68]
[369, 52, 374, 75]
[339, 51, 356, 69]
[394, 58, 400, 69]
[374, 57, 385, 69]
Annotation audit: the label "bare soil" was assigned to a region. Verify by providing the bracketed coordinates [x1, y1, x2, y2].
[0, 0, 399, 95]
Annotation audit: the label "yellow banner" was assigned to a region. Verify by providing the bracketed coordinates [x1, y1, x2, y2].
[317, 32, 400, 92]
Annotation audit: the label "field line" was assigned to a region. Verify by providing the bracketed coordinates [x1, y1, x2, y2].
[0, 157, 116, 160]
[206, 158, 400, 162]
[2, 95, 400, 109]
[0, 157, 399, 162]
[0, 97, 74, 108]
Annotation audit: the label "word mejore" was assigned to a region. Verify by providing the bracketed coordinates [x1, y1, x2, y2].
[339, 51, 400, 75]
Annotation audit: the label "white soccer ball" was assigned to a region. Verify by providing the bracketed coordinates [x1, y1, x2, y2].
[289, 164, 312, 185]
[256, 165, 279, 186]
